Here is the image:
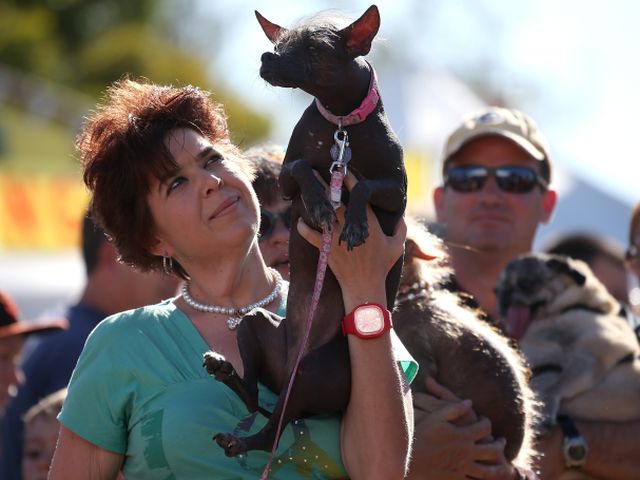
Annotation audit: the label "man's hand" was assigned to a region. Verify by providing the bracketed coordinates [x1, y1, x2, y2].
[533, 426, 565, 479]
[407, 377, 519, 480]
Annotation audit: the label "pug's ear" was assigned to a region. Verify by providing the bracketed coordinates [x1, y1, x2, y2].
[546, 257, 586, 286]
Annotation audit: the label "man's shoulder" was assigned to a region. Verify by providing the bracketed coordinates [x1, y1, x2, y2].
[25, 303, 105, 349]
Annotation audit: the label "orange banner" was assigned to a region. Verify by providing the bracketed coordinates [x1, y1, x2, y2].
[0, 152, 433, 249]
[0, 173, 89, 249]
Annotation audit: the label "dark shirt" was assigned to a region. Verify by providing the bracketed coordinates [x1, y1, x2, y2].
[438, 274, 497, 326]
[0, 303, 106, 480]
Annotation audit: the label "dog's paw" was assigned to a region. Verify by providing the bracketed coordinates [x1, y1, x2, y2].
[307, 198, 336, 232]
[339, 219, 369, 250]
[203, 351, 236, 381]
[214, 432, 247, 457]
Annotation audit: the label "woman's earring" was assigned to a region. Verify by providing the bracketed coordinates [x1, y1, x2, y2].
[162, 256, 173, 275]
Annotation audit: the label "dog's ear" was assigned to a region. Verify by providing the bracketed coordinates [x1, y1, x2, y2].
[338, 5, 380, 58]
[405, 238, 437, 261]
[255, 11, 285, 44]
[545, 257, 587, 286]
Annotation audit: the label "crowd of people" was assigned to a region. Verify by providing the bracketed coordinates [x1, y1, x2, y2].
[0, 76, 638, 480]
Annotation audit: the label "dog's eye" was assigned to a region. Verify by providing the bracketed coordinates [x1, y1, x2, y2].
[307, 45, 316, 53]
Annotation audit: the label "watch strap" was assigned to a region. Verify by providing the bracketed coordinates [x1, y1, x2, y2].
[557, 414, 588, 469]
[557, 415, 580, 438]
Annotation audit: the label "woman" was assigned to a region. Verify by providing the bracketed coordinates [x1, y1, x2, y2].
[49, 79, 412, 479]
[246, 145, 291, 281]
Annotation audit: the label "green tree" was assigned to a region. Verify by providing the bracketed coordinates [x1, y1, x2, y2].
[0, 0, 270, 144]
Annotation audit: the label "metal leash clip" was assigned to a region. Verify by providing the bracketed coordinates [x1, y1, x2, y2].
[329, 128, 351, 208]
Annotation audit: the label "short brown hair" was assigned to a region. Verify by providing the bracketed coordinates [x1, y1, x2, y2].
[78, 78, 251, 278]
[245, 144, 285, 206]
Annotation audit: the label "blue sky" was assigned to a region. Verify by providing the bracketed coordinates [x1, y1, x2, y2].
[194, 0, 639, 205]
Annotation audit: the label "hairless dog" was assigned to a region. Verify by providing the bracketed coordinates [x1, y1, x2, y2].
[204, 5, 407, 459]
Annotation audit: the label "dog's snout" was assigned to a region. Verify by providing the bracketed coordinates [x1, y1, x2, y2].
[261, 51, 277, 64]
[517, 277, 537, 293]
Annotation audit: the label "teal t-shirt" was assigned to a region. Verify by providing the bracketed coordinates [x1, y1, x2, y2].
[59, 293, 417, 480]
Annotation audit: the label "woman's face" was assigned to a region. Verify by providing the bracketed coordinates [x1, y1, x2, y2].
[146, 128, 260, 269]
[258, 198, 291, 280]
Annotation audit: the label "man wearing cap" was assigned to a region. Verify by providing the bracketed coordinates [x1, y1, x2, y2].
[434, 107, 555, 323]
[409, 107, 640, 479]
[0, 292, 66, 414]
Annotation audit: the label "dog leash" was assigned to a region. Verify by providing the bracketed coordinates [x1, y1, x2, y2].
[261, 127, 351, 479]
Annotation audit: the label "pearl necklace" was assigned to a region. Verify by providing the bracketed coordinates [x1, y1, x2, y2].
[181, 267, 283, 330]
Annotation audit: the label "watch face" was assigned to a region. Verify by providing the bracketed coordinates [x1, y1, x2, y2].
[564, 436, 588, 467]
[568, 443, 587, 461]
[354, 306, 384, 334]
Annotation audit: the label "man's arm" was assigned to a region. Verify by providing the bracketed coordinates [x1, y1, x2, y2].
[536, 420, 640, 479]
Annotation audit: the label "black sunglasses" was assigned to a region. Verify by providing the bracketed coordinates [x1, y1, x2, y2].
[259, 206, 292, 240]
[444, 165, 548, 193]
[626, 245, 639, 262]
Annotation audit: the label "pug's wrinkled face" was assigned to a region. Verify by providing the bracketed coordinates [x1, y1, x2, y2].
[494, 253, 587, 339]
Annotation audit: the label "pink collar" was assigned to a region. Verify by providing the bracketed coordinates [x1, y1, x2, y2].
[315, 63, 380, 127]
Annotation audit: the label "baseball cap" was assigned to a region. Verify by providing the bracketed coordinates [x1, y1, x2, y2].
[0, 291, 68, 339]
[442, 107, 551, 180]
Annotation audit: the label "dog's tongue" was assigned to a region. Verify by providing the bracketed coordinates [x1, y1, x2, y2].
[506, 305, 531, 340]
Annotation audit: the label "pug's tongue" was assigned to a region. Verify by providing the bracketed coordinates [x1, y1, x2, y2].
[506, 305, 531, 340]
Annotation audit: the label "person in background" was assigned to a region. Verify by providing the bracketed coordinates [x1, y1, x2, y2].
[544, 232, 629, 305]
[247, 145, 291, 281]
[0, 293, 66, 416]
[626, 203, 640, 282]
[625, 202, 640, 322]
[410, 106, 640, 480]
[407, 107, 553, 480]
[21, 388, 125, 480]
[48, 78, 412, 479]
[545, 231, 640, 344]
[21, 389, 66, 480]
[0, 213, 180, 480]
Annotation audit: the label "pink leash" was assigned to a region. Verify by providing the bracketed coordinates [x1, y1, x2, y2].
[260, 128, 349, 479]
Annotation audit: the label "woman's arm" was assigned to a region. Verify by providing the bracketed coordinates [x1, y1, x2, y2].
[297, 172, 412, 480]
[49, 426, 124, 480]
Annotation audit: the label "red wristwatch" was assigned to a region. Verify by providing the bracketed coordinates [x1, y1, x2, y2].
[342, 303, 393, 339]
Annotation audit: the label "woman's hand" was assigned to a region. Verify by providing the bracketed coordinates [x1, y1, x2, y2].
[297, 170, 406, 310]
[298, 170, 411, 479]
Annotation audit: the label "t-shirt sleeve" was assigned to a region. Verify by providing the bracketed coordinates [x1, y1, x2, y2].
[58, 316, 133, 454]
[391, 329, 419, 384]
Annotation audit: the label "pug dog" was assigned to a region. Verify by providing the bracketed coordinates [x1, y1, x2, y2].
[495, 252, 640, 426]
